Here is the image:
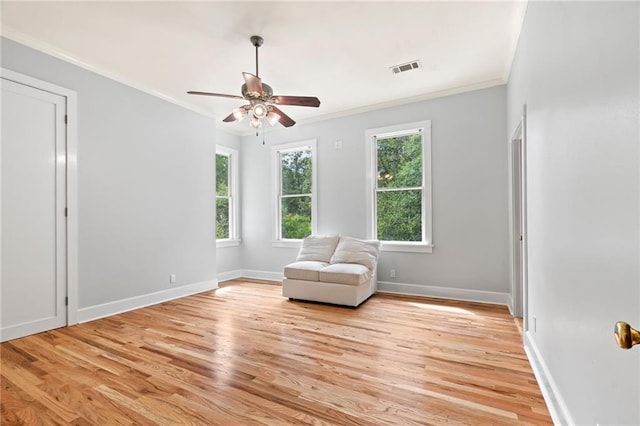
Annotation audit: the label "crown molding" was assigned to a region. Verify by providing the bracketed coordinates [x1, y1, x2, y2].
[2, 27, 506, 137]
[1, 27, 216, 120]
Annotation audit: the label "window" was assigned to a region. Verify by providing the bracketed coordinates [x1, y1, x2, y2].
[216, 146, 239, 247]
[366, 121, 433, 253]
[272, 140, 317, 245]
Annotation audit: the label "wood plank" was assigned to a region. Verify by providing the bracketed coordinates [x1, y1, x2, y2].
[1, 280, 552, 424]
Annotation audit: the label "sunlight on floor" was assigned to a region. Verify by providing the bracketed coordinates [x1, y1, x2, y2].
[214, 286, 233, 295]
[408, 301, 475, 316]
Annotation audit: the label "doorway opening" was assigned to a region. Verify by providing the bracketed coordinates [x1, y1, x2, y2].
[510, 112, 527, 332]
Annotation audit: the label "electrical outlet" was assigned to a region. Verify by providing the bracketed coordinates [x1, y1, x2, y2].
[334, 140, 343, 150]
[170, 274, 176, 284]
[390, 269, 396, 278]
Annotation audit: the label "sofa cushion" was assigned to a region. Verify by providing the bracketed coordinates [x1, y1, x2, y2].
[330, 236, 380, 270]
[284, 261, 327, 281]
[296, 234, 341, 263]
[319, 263, 371, 286]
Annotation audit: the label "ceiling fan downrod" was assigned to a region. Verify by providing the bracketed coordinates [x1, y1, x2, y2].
[250, 35, 264, 77]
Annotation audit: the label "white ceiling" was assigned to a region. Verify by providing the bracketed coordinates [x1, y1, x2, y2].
[1, 1, 527, 134]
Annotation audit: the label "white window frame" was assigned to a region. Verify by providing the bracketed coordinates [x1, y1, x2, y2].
[271, 139, 317, 248]
[365, 120, 433, 253]
[216, 146, 240, 248]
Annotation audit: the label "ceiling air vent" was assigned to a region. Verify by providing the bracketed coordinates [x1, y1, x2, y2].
[391, 60, 422, 74]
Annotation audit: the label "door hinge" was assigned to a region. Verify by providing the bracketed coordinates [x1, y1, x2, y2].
[65, 296, 68, 306]
[520, 235, 523, 241]
[64, 207, 68, 217]
[64, 115, 68, 125]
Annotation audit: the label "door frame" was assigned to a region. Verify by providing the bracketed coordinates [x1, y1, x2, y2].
[508, 108, 528, 330]
[1, 68, 79, 326]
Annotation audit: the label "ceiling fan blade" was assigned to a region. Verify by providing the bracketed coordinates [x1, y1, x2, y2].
[222, 112, 237, 122]
[270, 95, 320, 108]
[242, 72, 264, 97]
[269, 105, 296, 127]
[187, 91, 244, 100]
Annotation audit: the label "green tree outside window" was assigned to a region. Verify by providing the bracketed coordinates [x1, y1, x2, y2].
[216, 153, 230, 239]
[280, 149, 312, 239]
[376, 133, 423, 242]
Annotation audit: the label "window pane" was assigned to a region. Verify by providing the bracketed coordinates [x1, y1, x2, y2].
[377, 133, 422, 189]
[281, 149, 312, 195]
[216, 154, 229, 196]
[281, 195, 311, 239]
[376, 189, 422, 241]
[216, 197, 229, 239]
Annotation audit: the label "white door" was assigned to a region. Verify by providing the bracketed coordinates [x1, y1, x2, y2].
[1, 78, 67, 342]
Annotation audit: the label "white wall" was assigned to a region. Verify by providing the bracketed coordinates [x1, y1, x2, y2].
[2, 38, 218, 315]
[239, 86, 510, 301]
[507, 3, 640, 424]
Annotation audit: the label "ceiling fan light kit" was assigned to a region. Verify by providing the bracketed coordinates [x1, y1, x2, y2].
[188, 35, 320, 131]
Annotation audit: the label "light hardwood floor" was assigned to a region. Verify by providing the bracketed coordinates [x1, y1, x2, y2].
[1, 280, 551, 425]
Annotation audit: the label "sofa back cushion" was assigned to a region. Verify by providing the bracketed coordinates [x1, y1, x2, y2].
[330, 236, 380, 270]
[296, 234, 341, 263]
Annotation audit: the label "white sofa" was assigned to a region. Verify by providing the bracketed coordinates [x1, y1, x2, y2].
[282, 235, 380, 307]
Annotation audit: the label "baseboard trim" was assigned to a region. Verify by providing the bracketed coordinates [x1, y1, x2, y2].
[238, 269, 284, 282]
[377, 281, 510, 306]
[217, 269, 244, 283]
[524, 331, 573, 425]
[78, 280, 219, 323]
[218, 273, 509, 305]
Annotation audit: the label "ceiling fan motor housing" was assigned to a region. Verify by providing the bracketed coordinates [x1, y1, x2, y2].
[241, 82, 273, 100]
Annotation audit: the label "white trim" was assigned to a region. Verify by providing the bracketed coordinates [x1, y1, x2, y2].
[501, 3, 529, 83]
[0, 318, 64, 342]
[78, 280, 219, 323]
[3, 28, 505, 135]
[237, 79, 506, 136]
[216, 239, 240, 248]
[1, 28, 214, 120]
[524, 331, 573, 426]
[380, 242, 434, 253]
[508, 115, 526, 319]
[506, 295, 515, 316]
[216, 269, 244, 283]
[520, 108, 529, 332]
[238, 270, 284, 282]
[271, 139, 317, 244]
[507, 107, 529, 332]
[376, 281, 509, 306]
[365, 120, 433, 248]
[217, 269, 285, 283]
[0, 67, 80, 326]
[217, 271, 509, 306]
[215, 145, 240, 242]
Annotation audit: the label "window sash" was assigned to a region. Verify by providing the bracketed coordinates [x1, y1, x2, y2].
[365, 121, 432, 251]
[216, 147, 238, 243]
[272, 140, 317, 243]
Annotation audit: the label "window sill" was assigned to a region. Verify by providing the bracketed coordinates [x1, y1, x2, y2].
[216, 239, 241, 248]
[272, 239, 302, 249]
[380, 242, 434, 253]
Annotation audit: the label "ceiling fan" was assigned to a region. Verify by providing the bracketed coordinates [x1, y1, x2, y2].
[187, 35, 320, 129]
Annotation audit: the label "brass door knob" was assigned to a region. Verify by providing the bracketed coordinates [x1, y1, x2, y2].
[614, 321, 640, 349]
